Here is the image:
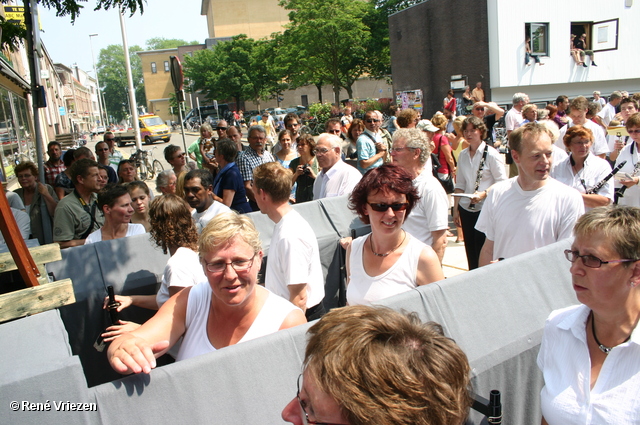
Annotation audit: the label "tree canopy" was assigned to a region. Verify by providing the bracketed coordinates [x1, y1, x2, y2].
[184, 35, 284, 109]
[145, 37, 199, 51]
[38, 0, 145, 23]
[97, 44, 145, 123]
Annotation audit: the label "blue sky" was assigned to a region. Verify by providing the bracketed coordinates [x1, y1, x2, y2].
[38, 0, 209, 73]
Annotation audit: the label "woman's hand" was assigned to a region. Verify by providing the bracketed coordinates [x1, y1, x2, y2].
[470, 191, 487, 205]
[101, 320, 141, 342]
[36, 182, 48, 195]
[103, 294, 133, 312]
[107, 335, 169, 374]
[452, 208, 461, 228]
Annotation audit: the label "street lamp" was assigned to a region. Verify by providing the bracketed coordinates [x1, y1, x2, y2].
[89, 33, 107, 129]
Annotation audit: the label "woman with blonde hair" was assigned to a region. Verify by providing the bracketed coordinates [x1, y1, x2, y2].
[107, 211, 306, 373]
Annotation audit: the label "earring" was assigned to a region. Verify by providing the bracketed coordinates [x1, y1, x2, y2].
[631, 281, 638, 288]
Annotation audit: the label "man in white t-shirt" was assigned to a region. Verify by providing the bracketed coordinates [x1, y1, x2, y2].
[476, 122, 584, 265]
[505, 92, 529, 177]
[597, 91, 622, 127]
[254, 162, 326, 321]
[555, 96, 609, 158]
[390, 128, 448, 263]
[183, 169, 231, 233]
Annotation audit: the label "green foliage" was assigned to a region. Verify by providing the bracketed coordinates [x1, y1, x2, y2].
[184, 35, 285, 108]
[0, 17, 26, 52]
[168, 92, 186, 116]
[308, 102, 333, 123]
[278, 0, 373, 105]
[97, 44, 146, 123]
[38, 0, 145, 23]
[145, 38, 199, 51]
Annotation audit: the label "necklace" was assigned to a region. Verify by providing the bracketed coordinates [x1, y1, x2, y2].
[369, 230, 406, 257]
[590, 311, 631, 355]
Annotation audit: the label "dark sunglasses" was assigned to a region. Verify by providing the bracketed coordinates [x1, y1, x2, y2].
[216, 127, 227, 131]
[367, 202, 409, 212]
[365, 119, 380, 123]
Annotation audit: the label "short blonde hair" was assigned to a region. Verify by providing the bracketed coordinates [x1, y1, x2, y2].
[199, 211, 262, 257]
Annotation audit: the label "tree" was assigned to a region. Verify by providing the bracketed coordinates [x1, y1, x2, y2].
[97, 44, 146, 123]
[279, 0, 373, 105]
[184, 35, 285, 109]
[38, 0, 144, 23]
[146, 38, 199, 50]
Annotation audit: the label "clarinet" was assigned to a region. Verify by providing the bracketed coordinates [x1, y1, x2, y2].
[586, 160, 626, 194]
[616, 160, 640, 200]
[469, 145, 489, 210]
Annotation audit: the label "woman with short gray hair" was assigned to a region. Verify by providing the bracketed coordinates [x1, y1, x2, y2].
[156, 169, 177, 195]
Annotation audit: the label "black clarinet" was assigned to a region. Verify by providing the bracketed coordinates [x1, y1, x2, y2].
[615, 160, 640, 201]
[469, 145, 489, 210]
[586, 160, 626, 194]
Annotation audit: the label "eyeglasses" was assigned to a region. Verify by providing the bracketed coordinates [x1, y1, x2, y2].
[313, 148, 331, 155]
[216, 127, 227, 131]
[204, 253, 256, 274]
[174, 153, 186, 159]
[296, 374, 346, 425]
[390, 147, 415, 154]
[367, 202, 409, 212]
[571, 140, 590, 146]
[328, 129, 341, 135]
[564, 249, 638, 268]
[287, 123, 300, 127]
[628, 129, 640, 135]
[474, 108, 484, 111]
[365, 119, 380, 123]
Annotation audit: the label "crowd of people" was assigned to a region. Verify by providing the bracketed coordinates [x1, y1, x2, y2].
[4, 88, 640, 423]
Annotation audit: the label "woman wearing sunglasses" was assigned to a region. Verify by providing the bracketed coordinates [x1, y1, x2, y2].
[107, 211, 306, 373]
[345, 164, 444, 305]
[538, 205, 640, 424]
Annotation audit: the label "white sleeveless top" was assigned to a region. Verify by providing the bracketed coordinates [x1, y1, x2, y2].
[176, 283, 299, 361]
[347, 233, 426, 306]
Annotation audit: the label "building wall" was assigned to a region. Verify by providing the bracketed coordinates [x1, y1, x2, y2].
[138, 49, 178, 123]
[389, 0, 490, 118]
[202, 0, 289, 40]
[488, 0, 640, 103]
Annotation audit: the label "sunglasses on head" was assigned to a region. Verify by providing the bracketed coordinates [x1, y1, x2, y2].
[367, 202, 409, 212]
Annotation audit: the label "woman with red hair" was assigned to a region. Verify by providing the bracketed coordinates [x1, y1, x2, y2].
[345, 164, 444, 305]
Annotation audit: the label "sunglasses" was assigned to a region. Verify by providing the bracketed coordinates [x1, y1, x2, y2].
[216, 127, 227, 131]
[628, 129, 640, 135]
[367, 202, 409, 212]
[365, 119, 381, 123]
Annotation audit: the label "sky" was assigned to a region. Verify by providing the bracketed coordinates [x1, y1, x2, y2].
[38, 0, 209, 73]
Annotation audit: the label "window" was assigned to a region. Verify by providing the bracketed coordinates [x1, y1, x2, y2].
[164, 61, 169, 72]
[571, 20, 618, 52]
[525, 23, 549, 56]
[151, 62, 157, 74]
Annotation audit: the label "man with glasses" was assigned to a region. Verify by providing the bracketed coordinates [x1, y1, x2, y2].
[608, 98, 638, 159]
[283, 113, 301, 147]
[356, 110, 387, 174]
[471, 101, 504, 145]
[215, 119, 228, 141]
[281, 305, 472, 425]
[103, 131, 123, 169]
[237, 125, 276, 211]
[254, 162, 326, 321]
[313, 133, 362, 200]
[94, 141, 118, 183]
[476, 122, 584, 266]
[324, 118, 343, 138]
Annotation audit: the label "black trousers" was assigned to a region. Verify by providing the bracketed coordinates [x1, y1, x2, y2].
[458, 205, 486, 270]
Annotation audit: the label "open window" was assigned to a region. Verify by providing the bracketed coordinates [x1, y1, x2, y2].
[571, 19, 619, 53]
[525, 23, 549, 56]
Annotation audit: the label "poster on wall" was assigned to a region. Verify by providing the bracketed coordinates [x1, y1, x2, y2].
[396, 90, 423, 116]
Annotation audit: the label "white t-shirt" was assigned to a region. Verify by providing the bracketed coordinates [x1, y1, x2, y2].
[403, 171, 449, 246]
[156, 247, 207, 308]
[454, 142, 507, 211]
[192, 200, 231, 233]
[0, 208, 29, 243]
[505, 108, 523, 132]
[551, 153, 614, 208]
[313, 160, 362, 200]
[84, 223, 146, 244]
[597, 102, 616, 127]
[549, 145, 569, 175]
[347, 234, 426, 305]
[265, 210, 325, 309]
[555, 120, 609, 156]
[475, 177, 584, 261]
[538, 304, 640, 425]
[614, 141, 640, 207]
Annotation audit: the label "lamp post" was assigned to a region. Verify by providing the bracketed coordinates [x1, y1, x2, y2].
[89, 34, 106, 129]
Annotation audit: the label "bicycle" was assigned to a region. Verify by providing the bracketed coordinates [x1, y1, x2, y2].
[300, 118, 324, 136]
[130, 147, 164, 181]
